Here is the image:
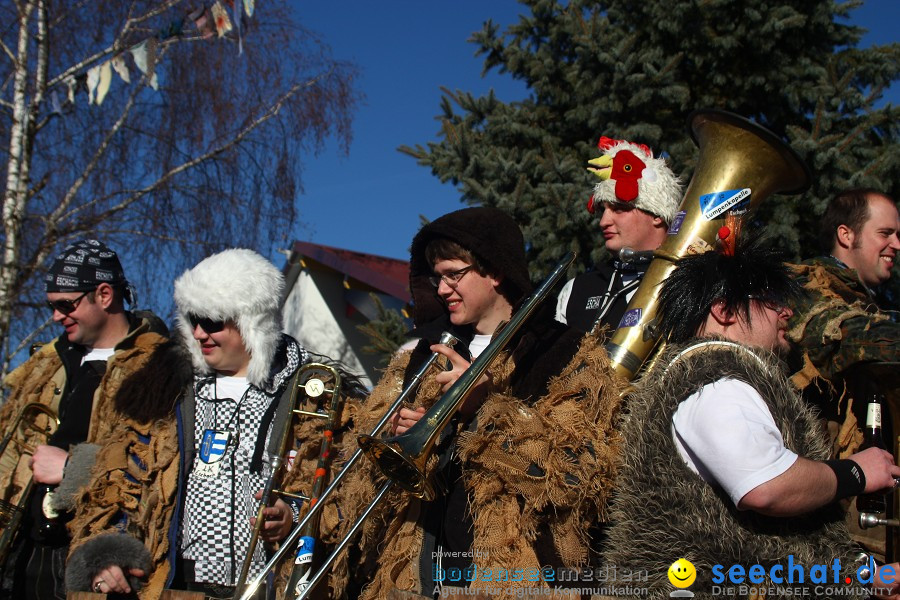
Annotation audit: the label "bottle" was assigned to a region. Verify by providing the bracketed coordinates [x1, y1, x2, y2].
[856, 393, 888, 514]
[36, 484, 66, 543]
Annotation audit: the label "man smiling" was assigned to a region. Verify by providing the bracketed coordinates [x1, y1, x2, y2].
[338, 207, 622, 598]
[787, 189, 900, 562]
[603, 237, 900, 599]
[67, 249, 311, 599]
[0, 239, 167, 600]
[789, 189, 899, 381]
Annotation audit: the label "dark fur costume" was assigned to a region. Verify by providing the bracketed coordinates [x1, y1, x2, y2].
[602, 339, 864, 600]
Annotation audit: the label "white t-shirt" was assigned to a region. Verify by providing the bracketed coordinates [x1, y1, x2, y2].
[469, 334, 491, 359]
[215, 374, 250, 401]
[672, 377, 798, 507]
[82, 347, 114, 364]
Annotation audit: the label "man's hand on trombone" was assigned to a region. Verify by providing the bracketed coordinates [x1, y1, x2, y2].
[389, 343, 491, 435]
[250, 490, 293, 542]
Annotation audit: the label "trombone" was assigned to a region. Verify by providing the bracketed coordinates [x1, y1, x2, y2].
[0, 402, 59, 565]
[235, 332, 459, 600]
[234, 362, 346, 594]
[236, 251, 575, 600]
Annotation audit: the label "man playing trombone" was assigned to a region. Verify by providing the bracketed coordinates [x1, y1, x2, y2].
[334, 207, 623, 598]
[0, 239, 168, 600]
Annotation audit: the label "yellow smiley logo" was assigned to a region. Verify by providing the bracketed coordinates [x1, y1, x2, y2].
[667, 558, 696, 588]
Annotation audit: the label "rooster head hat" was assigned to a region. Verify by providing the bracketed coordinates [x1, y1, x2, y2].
[586, 136, 682, 225]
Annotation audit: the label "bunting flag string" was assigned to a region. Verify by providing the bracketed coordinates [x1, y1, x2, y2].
[47, 0, 258, 112]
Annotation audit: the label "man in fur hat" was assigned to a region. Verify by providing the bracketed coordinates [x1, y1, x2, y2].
[556, 136, 682, 333]
[333, 207, 622, 599]
[603, 238, 900, 599]
[65, 249, 331, 599]
[0, 239, 167, 600]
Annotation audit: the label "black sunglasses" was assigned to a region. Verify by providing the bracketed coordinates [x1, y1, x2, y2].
[46, 290, 91, 315]
[187, 314, 227, 333]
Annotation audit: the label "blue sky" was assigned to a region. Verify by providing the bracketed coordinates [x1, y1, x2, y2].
[291, 0, 899, 262]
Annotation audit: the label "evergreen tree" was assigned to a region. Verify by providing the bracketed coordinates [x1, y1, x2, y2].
[400, 0, 899, 283]
[357, 294, 409, 365]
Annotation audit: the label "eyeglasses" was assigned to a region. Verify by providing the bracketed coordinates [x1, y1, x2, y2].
[46, 290, 91, 315]
[188, 314, 227, 333]
[428, 266, 473, 289]
[748, 295, 787, 315]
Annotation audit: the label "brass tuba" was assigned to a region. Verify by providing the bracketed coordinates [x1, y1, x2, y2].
[605, 109, 811, 380]
[0, 402, 59, 565]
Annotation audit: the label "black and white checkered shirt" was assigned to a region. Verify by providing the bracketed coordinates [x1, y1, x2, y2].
[180, 337, 306, 585]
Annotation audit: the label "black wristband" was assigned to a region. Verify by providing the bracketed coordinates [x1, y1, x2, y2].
[825, 459, 866, 500]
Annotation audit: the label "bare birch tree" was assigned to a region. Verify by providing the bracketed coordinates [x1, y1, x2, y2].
[0, 0, 358, 371]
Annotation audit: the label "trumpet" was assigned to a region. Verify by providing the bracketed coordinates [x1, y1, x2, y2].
[0, 402, 59, 565]
[237, 252, 575, 600]
[235, 332, 459, 600]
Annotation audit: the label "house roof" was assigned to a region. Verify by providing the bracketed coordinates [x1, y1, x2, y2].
[289, 240, 411, 302]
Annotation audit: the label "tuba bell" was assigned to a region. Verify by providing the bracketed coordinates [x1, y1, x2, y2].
[605, 109, 811, 380]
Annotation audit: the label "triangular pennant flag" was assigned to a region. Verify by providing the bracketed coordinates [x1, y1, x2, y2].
[86, 65, 100, 104]
[111, 55, 130, 84]
[50, 89, 62, 115]
[190, 5, 215, 39]
[233, 0, 242, 55]
[64, 75, 77, 104]
[130, 39, 159, 90]
[95, 61, 112, 105]
[211, 1, 233, 37]
[244, 0, 255, 17]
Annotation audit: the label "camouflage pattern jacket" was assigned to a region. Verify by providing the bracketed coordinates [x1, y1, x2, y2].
[787, 257, 899, 452]
[788, 256, 899, 385]
[787, 257, 900, 557]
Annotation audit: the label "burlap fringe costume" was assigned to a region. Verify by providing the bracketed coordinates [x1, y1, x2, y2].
[0, 317, 169, 515]
[67, 347, 362, 600]
[329, 332, 622, 599]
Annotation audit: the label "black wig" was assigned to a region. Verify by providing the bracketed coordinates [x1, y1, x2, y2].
[656, 235, 805, 344]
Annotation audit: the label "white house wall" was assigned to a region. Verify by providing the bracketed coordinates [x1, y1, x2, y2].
[283, 268, 375, 389]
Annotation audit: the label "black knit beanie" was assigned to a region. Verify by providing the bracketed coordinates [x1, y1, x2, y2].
[408, 207, 533, 328]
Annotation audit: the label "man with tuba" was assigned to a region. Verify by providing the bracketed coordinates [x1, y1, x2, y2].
[602, 236, 900, 599]
[64, 249, 360, 599]
[0, 239, 168, 600]
[556, 136, 682, 333]
[334, 207, 622, 598]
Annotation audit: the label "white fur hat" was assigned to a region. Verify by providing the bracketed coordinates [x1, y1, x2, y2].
[587, 137, 682, 225]
[173, 248, 284, 386]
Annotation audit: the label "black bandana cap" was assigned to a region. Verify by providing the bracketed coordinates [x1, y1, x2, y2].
[45, 239, 135, 304]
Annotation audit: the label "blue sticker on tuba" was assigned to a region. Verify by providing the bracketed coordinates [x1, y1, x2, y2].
[699, 188, 751, 220]
[618, 308, 642, 329]
[667, 210, 686, 235]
